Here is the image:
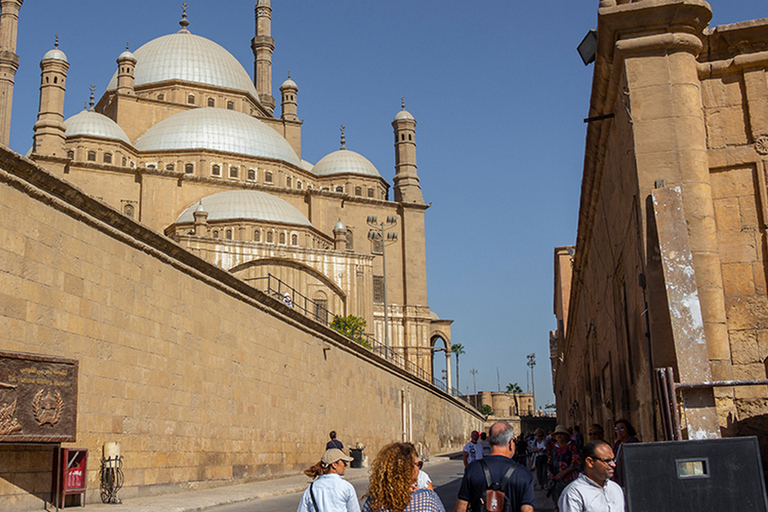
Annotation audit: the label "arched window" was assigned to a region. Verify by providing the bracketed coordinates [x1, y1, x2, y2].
[367, 188, 374, 198]
[225, 229, 232, 240]
[124, 204, 134, 218]
[207, 97, 215, 107]
[355, 186, 362, 196]
[67, 150, 74, 159]
[265, 171, 273, 183]
[313, 291, 329, 322]
[248, 169, 256, 180]
[279, 232, 286, 244]
[122, 157, 127, 166]
[267, 231, 274, 243]
[254, 230, 261, 242]
[212, 164, 221, 176]
[103, 153, 112, 164]
[157, 93, 165, 100]
[185, 163, 194, 174]
[165, 163, 174, 171]
[187, 94, 195, 104]
[227, 100, 235, 110]
[335, 186, 344, 193]
[346, 229, 354, 250]
[146, 163, 156, 169]
[297, 181, 303, 190]
[213, 230, 219, 238]
[408, 134, 413, 141]
[291, 234, 298, 245]
[286, 177, 292, 188]
[87, 151, 96, 161]
[229, 166, 238, 178]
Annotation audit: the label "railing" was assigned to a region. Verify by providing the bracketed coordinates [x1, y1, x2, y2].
[246, 274, 467, 400]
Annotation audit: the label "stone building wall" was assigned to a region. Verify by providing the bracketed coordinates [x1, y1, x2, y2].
[0, 149, 482, 512]
[553, 1, 768, 457]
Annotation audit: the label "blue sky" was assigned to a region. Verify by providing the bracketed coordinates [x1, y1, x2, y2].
[8, 1, 767, 409]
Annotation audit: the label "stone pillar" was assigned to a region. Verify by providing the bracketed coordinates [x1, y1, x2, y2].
[333, 220, 346, 250]
[0, 0, 22, 146]
[251, 0, 275, 113]
[193, 202, 208, 236]
[445, 350, 452, 392]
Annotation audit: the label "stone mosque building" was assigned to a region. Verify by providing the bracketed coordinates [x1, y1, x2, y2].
[24, 2, 454, 385]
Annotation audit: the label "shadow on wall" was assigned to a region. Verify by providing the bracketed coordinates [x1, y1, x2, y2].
[727, 402, 768, 472]
[0, 445, 56, 510]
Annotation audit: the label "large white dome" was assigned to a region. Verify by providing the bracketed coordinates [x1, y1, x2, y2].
[106, 30, 258, 98]
[176, 190, 312, 227]
[134, 108, 301, 167]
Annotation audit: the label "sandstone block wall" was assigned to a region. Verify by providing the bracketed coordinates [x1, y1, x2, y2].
[0, 150, 482, 512]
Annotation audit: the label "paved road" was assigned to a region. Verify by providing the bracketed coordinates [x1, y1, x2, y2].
[208, 457, 465, 512]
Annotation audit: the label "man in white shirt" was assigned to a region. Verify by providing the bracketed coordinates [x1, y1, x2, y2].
[462, 430, 484, 467]
[559, 440, 625, 512]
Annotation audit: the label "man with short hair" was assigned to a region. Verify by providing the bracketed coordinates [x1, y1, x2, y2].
[462, 430, 484, 467]
[326, 430, 344, 452]
[455, 422, 535, 512]
[479, 431, 492, 457]
[558, 440, 624, 512]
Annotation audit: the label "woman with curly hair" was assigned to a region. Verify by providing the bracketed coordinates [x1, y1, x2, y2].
[362, 442, 445, 512]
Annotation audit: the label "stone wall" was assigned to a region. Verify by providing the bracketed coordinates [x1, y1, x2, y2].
[0, 149, 482, 511]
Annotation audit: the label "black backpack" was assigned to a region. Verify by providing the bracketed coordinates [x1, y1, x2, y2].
[479, 459, 517, 512]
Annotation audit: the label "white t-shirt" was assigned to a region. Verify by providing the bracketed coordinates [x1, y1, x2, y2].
[416, 470, 432, 489]
[463, 441, 483, 464]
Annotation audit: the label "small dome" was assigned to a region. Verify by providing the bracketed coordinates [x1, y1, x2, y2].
[394, 109, 415, 121]
[117, 50, 136, 62]
[334, 219, 346, 231]
[175, 190, 312, 227]
[64, 110, 131, 144]
[280, 77, 298, 90]
[106, 31, 258, 98]
[134, 108, 301, 167]
[43, 48, 68, 63]
[312, 149, 381, 178]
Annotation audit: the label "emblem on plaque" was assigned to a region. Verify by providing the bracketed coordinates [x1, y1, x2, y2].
[0, 398, 22, 436]
[33, 389, 63, 426]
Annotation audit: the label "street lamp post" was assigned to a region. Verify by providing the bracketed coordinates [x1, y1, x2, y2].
[527, 353, 536, 413]
[367, 215, 398, 360]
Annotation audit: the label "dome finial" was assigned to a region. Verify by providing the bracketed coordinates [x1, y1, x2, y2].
[125, 41, 130, 51]
[88, 84, 96, 111]
[340, 125, 346, 150]
[401, 97, 405, 110]
[54, 34, 59, 48]
[287, 70, 291, 79]
[179, 2, 190, 32]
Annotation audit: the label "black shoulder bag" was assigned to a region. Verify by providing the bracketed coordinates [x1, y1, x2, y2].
[310, 481, 320, 512]
[479, 459, 517, 512]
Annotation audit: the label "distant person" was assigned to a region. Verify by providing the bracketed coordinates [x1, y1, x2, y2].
[587, 424, 604, 441]
[297, 448, 359, 512]
[462, 430, 484, 467]
[454, 421, 535, 512]
[559, 440, 624, 512]
[513, 434, 528, 465]
[415, 460, 433, 490]
[531, 428, 549, 490]
[611, 419, 639, 487]
[326, 430, 344, 451]
[479, 431, 492, 457]
[362, 442, 445, 512]
[571, 425, 584, 450]
[548, 425, 580, 510]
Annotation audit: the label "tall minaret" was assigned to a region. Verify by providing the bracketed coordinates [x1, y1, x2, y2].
[32, 37, 68, 157]
[0, 0, 23, 146]
[392, 99, 424, 204]
[251, 0, 275, 114]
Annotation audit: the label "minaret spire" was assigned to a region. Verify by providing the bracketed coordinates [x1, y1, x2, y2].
[251, 0, 275, 114]
[340, 125, 346, 150]
[0, 0, 23, 146]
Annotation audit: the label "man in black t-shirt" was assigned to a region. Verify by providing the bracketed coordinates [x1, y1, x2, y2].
[325, 430, 344, 452]
[455, 422, 535, 512]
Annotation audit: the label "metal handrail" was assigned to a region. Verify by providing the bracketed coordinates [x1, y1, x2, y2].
[245, 274, 467, 400]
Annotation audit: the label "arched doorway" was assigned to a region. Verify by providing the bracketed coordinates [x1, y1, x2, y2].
[430, 334, 451, 393]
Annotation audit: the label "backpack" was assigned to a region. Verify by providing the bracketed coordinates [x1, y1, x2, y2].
[479, 459, 517, 512]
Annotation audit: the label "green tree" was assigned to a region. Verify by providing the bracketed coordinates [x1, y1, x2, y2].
[330, 315, 370, 348]
[506, 382, 522, 416]
[480, 404, 493, 419]
[451, 343, 465, 393]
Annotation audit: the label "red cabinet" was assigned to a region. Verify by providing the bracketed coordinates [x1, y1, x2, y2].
[53, 448, 87, 508]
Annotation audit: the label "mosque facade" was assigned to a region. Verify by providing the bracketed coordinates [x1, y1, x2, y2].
[22, 1, 454, 387]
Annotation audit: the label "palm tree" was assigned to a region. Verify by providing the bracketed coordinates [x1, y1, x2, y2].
[506, 382, 522, 416]
[451, 343, 465, 393]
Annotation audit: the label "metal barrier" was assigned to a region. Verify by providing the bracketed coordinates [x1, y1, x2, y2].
[246, 274, 467, 400]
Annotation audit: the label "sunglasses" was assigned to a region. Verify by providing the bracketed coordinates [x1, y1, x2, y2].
[591, 457, 616, 465]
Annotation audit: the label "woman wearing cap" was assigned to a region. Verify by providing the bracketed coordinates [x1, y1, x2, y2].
[362, 442, 445, 512]
[297, 448, 360, 512]
[547, 425, 580, 511]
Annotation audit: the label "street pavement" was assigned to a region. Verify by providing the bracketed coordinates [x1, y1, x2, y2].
[79, 456, 556, 511]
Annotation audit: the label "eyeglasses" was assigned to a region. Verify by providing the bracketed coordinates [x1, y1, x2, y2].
[614, 426, 626, 432]
[591, 457, 616, 465]
[588, 432, 601, 437]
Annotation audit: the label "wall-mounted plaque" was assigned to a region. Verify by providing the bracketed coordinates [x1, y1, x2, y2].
[0, 351, 78, 443]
